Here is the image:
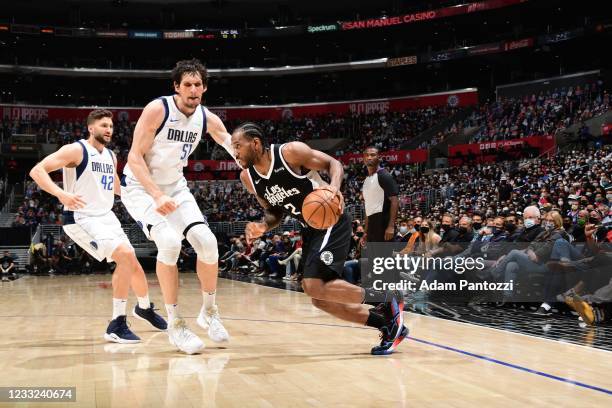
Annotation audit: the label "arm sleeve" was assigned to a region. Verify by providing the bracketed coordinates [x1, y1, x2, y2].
[377, 170, 399, 197]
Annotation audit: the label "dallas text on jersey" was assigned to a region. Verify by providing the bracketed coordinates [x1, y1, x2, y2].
[167, 129, 198, 143]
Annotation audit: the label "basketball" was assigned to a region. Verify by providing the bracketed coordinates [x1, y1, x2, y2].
[302, 188, 341, 229]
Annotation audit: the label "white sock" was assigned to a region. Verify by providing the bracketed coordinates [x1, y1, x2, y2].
[203, 291, 216, 311]
[137, 294, 151, 309]
[165, 304, 179, 322]
[541, 303, 551, 311]
[112, 298, 127, 320]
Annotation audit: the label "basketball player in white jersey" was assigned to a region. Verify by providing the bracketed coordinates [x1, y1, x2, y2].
[121, 59, 236, 354]
[29, 109, 167, 343]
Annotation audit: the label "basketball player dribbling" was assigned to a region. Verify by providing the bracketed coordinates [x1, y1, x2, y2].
[121, 59, 237, 354]
[232, 123, 408, 355]
[29, 109, 167, 343]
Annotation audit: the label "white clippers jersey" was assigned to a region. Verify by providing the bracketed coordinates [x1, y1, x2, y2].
[62, 139, 116, 217]
[123, 95, 206, 185]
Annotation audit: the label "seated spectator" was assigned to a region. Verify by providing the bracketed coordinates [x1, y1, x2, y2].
[29, 243, 52, 275]
[400, 219, 441, 256]
[394, 219, 412, 242]
[280, 233, 303, 281]
[490, 210, 570, 305]
[1, 250, 15, 281]
[513, 206, 544, 244]
[266, 233, 292, 279]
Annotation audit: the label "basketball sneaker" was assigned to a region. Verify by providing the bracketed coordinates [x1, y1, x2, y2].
[371, 290, 407, 355]
[104, 315, 141, 344]
[380, 290, 406, 315]
[197, 305, 230, 342]
[168, 318, 205, 354]
[132, 302, 168, 330]
[372, 325, 409, 356]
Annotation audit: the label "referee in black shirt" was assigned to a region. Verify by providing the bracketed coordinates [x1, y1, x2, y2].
[362, 147, 399, 242]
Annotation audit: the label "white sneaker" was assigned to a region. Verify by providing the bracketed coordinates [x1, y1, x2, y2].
[168, 318, 205, 354]
[197, 305, 229, 343]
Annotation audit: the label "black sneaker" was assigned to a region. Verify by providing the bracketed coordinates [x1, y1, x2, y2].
[372, 290, 400, 311]
[104, 316, 141, 344]
[132, 303, 168, 330]
[371, 291, 407, 355]
[372, 325, 409, 356]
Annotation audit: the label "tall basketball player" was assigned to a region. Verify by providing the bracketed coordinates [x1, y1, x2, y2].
[232, 123, 408, 355]
[29, 109, 167, 343]
[121, 59, 235, 354]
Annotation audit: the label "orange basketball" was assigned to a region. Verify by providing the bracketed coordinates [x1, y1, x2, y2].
[302, 188, 341, 229]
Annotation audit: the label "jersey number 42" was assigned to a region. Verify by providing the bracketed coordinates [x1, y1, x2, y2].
[101, 175, 114, 191]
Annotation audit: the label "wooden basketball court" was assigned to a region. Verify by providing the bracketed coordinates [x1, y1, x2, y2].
[0, 274, 610, 407]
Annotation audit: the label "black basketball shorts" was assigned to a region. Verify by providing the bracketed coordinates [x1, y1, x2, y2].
[299, 213, 353, 282]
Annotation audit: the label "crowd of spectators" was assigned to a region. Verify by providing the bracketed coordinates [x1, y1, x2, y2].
[210, 106, 453, 159]
[0, 117, 134, 163]
[12, 181, 65, 228]
[13, 144, 611, 231]
[373, 145, 611, 326]
[2, 82, 608, 166]
[2, 105, 452, 165]
[29, 233, 99, 275]
[444, 81, 609, 145]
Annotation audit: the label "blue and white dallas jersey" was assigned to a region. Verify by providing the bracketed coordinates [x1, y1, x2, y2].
[62, 139, 115, 217]
[123, 95, 206, 185]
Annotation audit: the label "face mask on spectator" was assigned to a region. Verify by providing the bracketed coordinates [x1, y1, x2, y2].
[571, 204, 579, 210]
[588, 217, 600, 225]
[399, 226, 408, 234]
[355, 231, 364, 238]
[504, 222, 517, 233]
[420, 226, 430, 234]
[577, 218, 586, 227]
[458, 226, 468, 234]
[473, 222, 482, 230]
[543, 221, 555, 231]
[524, 219, 536, 229]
